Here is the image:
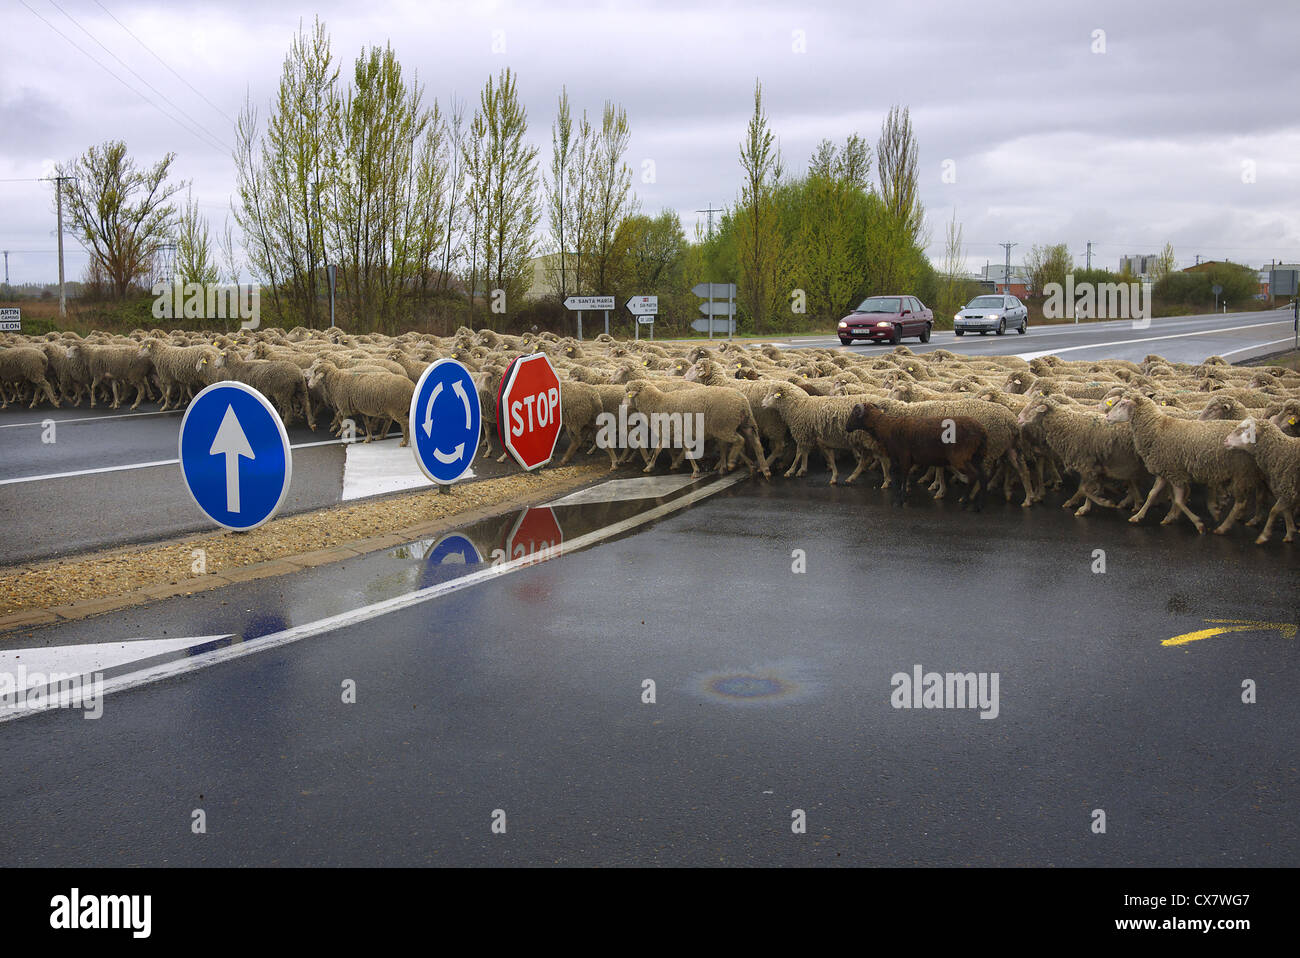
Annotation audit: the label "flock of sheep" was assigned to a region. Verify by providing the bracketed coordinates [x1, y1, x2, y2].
[2, 323, 1299, 545]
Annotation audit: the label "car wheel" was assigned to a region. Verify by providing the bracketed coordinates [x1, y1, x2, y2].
[979, 331, 987, 335]
[919, 323, 931, 343]
[890, 325, 901, 345]
[954, 330, 965, 337]
[839, 336, 853, 346]
[1017, 321, 1027, 334]
[996, 319, 1006, 336]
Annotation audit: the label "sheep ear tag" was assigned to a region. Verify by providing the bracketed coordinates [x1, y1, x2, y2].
[178, 381, 292, 532]
[410, 358, 481, 486]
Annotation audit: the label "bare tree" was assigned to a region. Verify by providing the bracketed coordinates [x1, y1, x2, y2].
[58, 140, 184, 299]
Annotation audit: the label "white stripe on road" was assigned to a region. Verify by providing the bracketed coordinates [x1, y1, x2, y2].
[0, 437, 349, 486]
[0, 472, 745, 723]
[340, 438, 475, 500]
[0, 408, 182, 429]
[1013, 320, 1292, 361]
[1219, 337, 1298, 358]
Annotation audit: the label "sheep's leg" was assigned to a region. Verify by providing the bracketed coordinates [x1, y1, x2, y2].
[1130, 477, 1167, 523]
[889, 463, 908, 506]
[1212, 496, 1250, 535]
[1268, 501, 1299, 544]
[398, 416, 411, 448]
[743, 426, 769, 478]
[932, 469, 948, 500]
[1164, 483, 1205, 533]
[822, 444, 839, 485]
[843, 450, 869, 485]
[558, 427, 581, 466]
[784, 441, 810, 478]
[876, 454, 892, 487]
[1006, 448, 1035, 508]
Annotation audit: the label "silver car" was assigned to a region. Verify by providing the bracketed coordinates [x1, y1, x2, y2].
[954, 295, 1028, 336]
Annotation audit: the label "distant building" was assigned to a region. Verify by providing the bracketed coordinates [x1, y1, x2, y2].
[1119, 254, 1158, 279]
[981, 264, 1030, 297]
[524, 252, 576, 302]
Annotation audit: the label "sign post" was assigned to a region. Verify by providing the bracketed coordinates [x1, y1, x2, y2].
[0, 307, 20, 332]
[496, 353, 563, 471]
[409, 358, 481, 490]
[564, 295, 614, 342]
[626, 295, 658, 341]
[178, 381, 292, 531]
[692, 283, 736, 338]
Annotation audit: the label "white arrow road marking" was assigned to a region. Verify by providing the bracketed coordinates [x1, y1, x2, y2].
[209, 404, 255, 512]
[0, 473, 744, 724]
[433, 442, 465, 464]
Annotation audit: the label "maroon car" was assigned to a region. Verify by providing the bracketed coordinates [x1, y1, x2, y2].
[837, 295, 933, 345]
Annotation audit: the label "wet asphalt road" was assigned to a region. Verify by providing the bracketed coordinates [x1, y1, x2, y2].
[1, 471, 1295, 866]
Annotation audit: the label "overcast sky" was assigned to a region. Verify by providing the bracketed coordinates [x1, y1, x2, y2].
[2, 0, 1298, 286]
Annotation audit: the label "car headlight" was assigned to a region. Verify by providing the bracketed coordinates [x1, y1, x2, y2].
[954, 314, 961, 322]
[877, 321, 890, 327]
[987, 313, 1001, 319]
[838, 321, 847, 328]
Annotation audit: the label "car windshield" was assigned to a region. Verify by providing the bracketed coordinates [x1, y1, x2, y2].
[856, 297, 901, 313]
[967, 296, 1004, 308]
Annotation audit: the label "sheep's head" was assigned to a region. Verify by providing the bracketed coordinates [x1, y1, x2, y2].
[845, 402, 879, 434]
[1105, 396, 1137, 423]
[1017, 401, 1050, 428]
[1224, 418, 1259, 451]
[760, 387, 786, 409]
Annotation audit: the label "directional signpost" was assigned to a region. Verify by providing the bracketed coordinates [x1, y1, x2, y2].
[496, 353, 563, 471]
[0, 307, 20, 332]
[564, 295, 615, 340]
[627, 295, 657, 340]
[179, 381, 292, 531]
[692, 282, 736, 338]
[409, 358, 481, 488]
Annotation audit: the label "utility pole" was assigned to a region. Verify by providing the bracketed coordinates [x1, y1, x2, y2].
[1085, 241, 1092, 270]
[695, 204, 723, 240]
[44, 175, 76, 318]
[2, 250, 8, 287]
[998, 242, 1017, 294]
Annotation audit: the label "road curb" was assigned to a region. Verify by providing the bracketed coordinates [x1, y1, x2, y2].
[0, 466, 607, 636]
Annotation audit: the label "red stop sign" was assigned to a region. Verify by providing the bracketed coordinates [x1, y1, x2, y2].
[506, 507, 563, 565]
[497, 353, 562, 470]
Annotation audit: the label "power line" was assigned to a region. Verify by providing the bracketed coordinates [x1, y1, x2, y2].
[18, 0, 228, 156]
[45, 0, 230, 154]
[92, 0, 237, 128]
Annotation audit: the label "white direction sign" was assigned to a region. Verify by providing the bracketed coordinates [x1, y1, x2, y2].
[626, 295, 658, 315]
[691, 283, 736, 299]
[564, 295, 615, 310]
[699, 301, 734, 316]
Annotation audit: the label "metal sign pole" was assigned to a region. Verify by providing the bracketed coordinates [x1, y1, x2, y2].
[604, 309, 609, 337]
[577, 310, 583, 341]
[708, 283, 714, 340]
[728, 285, 734, 339]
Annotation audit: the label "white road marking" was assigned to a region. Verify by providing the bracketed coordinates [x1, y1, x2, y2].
[1013, 320, 1293, 361]
[0, 636, 232, 682]
[0, 436, 348, 486]
[0, 408, 181, 429]
[341, 438, 474, 500]
[0, 472, 745, 723]
[1219, 337, 1297, 357]
[544, 474, 701, 506]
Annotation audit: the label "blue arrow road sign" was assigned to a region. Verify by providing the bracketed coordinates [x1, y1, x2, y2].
[178, 381, 292, 531]
[410, 358, 481, 485]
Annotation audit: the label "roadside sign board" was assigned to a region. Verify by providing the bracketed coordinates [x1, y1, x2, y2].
[691, 283, 736, 299]
[505, 507, 563, 565]
[496, 353, 563, 471]
[626, 295, 658, 315]
[409, 358, 481, 485]
[179, 381, 292, 531]
[638, 316, 655, 324]
[0, 307, 19, 332]
[564, 295, 615, 310]
[698, 301, 734, 316]
[1212, 284, 1223, 295]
